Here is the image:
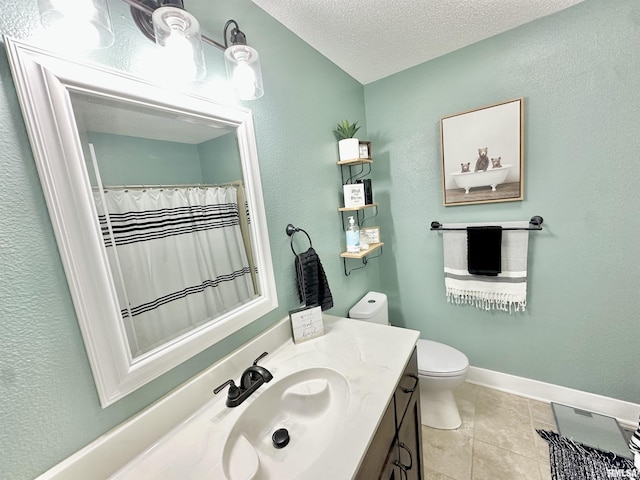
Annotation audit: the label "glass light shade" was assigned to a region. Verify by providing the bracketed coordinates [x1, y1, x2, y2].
[152, 6, 206, 81]
[224, 45, 264, 101]
[37, 0, 114, 49]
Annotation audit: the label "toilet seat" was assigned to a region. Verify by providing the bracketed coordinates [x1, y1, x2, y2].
[416, 339, 469, 377]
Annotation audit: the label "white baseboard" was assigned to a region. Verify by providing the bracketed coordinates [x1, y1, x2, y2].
[466, 366, 640, 429]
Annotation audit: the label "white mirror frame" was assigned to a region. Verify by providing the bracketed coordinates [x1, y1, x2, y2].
[5, 37, 278, 407]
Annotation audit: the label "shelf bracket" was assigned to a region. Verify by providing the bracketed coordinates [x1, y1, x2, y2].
[342, 245, 383, 276]
[340, 161, 372, 185]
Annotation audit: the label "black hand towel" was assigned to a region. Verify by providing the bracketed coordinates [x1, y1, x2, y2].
[295, 247, 333, 311]
[467, 226, 502, 276]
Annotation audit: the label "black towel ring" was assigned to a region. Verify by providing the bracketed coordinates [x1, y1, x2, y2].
[286, 224, 313, 256]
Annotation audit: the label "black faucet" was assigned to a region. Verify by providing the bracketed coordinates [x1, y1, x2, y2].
[241, 364, 273, 389]
[213, 352, 273, 407]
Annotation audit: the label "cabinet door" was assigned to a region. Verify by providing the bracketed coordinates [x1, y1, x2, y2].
[355, 400, 396, 480]
[396, 391, 424, 480]
[379, 441, 404, 480]
[395, 348, 419, 427]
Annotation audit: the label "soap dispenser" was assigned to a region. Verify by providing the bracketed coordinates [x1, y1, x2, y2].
[346, 216, 360, 253]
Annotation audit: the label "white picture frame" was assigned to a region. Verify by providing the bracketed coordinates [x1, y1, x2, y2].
[361, 226, 380, 244]
[358, 141, 371, 159]
[343, 183, 366, 208]
[289, 305, 324, 344]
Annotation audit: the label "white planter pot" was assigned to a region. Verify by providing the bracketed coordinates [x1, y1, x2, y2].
[338, 138, 360, 161]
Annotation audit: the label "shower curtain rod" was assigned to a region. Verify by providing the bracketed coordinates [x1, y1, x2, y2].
[430, 215, 543, 231]
[92, 181, 244, 191]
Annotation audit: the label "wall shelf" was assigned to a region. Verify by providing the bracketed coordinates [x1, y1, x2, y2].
[337, 142, 382, 275]
[340, 242, 384, 259]
[338, 203, 379, 212]
[337, 158, 373, 166]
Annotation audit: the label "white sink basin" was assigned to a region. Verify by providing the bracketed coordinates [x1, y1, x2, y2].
[222, 367, 350, 480]
[99, 317, 419, 480]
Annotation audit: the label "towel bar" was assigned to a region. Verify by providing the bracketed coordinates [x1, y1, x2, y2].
[285, 224, 313, 255]
[430, 216, 543, 231]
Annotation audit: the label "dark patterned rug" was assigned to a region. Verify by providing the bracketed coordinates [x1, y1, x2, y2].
[537, 430, 638, 480]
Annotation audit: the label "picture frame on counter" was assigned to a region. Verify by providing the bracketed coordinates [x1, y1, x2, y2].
[289, 305, 324, 344]
[361, 226, 380, 244]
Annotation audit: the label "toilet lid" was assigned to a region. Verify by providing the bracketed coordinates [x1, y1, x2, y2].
[416, 339, 469, 377]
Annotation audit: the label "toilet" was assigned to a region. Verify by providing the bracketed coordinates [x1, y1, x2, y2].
[349, 291, 469, 430]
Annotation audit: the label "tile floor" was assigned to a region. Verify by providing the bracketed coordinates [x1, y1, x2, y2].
[421, 382, 557, 480]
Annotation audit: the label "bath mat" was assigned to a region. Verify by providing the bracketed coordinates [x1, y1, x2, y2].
[537, 430, 638, 480]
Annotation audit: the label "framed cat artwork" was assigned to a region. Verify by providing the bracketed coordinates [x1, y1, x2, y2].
[440, 98, 524, 206]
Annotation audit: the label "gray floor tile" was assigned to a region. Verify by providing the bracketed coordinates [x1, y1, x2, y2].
[472, 440, 542, 480]
[528, 398, 556, 425]
[424, 467, 458, 480]
[422, 425, 472, 480]
[422, 382, 555, 480]
[474, 400, 539, 459]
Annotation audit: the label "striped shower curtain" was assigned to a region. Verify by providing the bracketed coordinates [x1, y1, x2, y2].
[93, 186, 255, 357]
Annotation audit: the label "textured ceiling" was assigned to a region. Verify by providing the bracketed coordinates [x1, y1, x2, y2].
[251, 0, 586, 84]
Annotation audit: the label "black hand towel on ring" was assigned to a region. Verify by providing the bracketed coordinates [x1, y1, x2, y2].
[467, 226, 502, 276]
[295, 247, 333, 311]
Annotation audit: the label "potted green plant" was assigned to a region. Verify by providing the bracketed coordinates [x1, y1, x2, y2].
[333, 119, 361, 161]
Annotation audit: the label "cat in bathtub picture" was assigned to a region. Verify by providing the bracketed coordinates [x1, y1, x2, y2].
[474, 147, 489, 172]
[491, 157, 502, 168]
[461, 162, 470, 173]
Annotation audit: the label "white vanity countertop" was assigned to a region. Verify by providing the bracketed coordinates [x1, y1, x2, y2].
[109, 316, 419, 480]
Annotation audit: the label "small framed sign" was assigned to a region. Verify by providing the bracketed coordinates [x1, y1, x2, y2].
[361, 226, 380, 244]
[343, 183, 366, 208]
[359, 141, 371, 159]
[289, 305, 324, 344]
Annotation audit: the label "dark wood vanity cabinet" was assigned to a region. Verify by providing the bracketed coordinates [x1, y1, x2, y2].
[355, 348, 424, 480]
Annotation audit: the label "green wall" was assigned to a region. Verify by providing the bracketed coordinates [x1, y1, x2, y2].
[199, 133, 243, 184]
[87, 132, 203, 184]
[88, 131, 244, 186]
[2, 0, 639, 478]
[365, 0, 639, 403]
[0, 1, 373, 478]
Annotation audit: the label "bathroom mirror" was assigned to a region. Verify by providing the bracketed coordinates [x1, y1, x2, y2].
[4, 37, 277, 407]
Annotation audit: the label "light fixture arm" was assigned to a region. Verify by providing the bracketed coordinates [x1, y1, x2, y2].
[223, 20, 247, 48]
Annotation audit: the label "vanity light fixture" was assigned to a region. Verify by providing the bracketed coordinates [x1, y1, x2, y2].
[124, 0, 264, 99]
[37, 0, 115, 49]
[151, 4, 206, 81]
[37, 0, 264, 99]
[222, 20, 264, 101]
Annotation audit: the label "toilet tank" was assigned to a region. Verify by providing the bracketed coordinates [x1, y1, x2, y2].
[348, 291, 389, 325]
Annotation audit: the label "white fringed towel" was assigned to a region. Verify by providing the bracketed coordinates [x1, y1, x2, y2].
[442, 221, 529, 312]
